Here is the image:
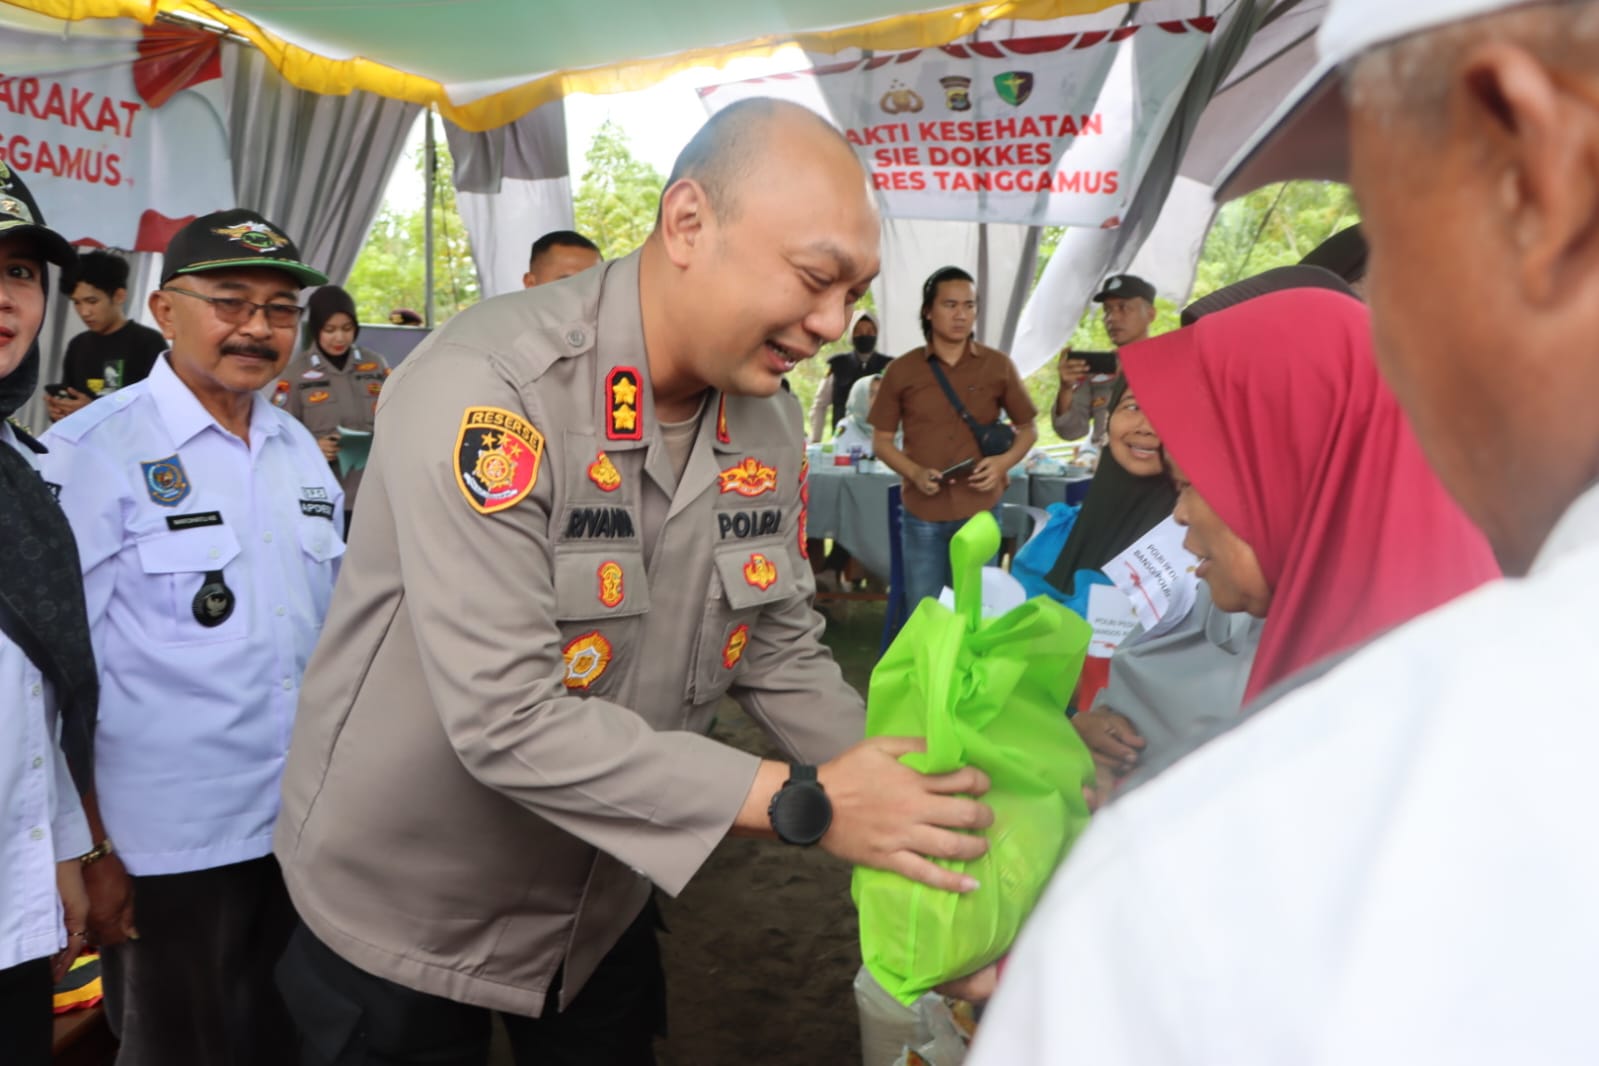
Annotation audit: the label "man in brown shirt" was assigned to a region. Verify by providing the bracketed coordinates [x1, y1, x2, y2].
[870, 266, 1037, 607]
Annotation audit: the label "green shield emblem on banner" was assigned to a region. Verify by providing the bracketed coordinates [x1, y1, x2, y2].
[993, 71, 1034, 106]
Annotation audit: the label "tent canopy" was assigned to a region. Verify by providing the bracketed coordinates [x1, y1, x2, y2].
[12, 0, 1125, 130]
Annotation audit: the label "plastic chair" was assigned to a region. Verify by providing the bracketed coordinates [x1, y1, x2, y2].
[879, 484, 911, 654]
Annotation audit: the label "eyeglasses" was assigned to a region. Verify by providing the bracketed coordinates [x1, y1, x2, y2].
[162, 286, 305, 329]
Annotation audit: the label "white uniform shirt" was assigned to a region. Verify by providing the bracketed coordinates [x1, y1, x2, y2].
[0, 422, 92, 970]
[971, 482, 1599, 1066]
[40, 356, 344, 877]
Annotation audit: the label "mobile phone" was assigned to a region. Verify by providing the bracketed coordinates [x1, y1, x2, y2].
[44, 383, 73, 399]
[1076, 351, 1119, 376]
[940, 457, 975, 481]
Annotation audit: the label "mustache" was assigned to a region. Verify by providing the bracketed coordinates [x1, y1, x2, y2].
[220, 342, 279, 360]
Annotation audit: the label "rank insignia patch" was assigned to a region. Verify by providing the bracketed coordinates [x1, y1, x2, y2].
[605, 367, 643, 441]
[743, 552, 778, 591]
[272, 380, 290, 408]
[597, 561, 624, 608]
[140, 455, 191, 507]
[306, 389, 331, 405]
[722, 623, 749, 670]
[718, 457, 778, 497]
[716, 395, 730, 444]
[588, 451, 622, 492]
[455, 406, 545, 514]
[562, 631, 612, 690]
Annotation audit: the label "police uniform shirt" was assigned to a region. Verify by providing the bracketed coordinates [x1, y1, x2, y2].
[275, 252, 864, 1015]
[266, 345, 389, 506]
[40, 355, 344, 877]
[0, 421, 93, 971]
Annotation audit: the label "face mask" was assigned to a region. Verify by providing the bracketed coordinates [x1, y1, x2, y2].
[852, 334, 876, 355]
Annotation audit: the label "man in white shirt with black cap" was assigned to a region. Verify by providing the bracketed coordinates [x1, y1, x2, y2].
[970, 2, 1599, 1062]
[41, 208, 343, 1066]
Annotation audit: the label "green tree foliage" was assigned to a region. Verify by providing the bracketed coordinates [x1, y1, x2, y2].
[346, 132, 480, 326]
[573, 119, 666, 261]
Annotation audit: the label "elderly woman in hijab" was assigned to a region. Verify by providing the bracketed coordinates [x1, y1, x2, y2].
[1077, 279, 1500, 805]
[832, 372, 882, 456]
[0, 167, 98, 1064]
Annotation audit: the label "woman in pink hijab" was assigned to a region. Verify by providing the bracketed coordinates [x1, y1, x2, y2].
[1122, 287, 1500, 705]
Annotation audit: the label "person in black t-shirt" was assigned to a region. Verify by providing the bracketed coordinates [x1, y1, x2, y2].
[48, 251, 166, 421]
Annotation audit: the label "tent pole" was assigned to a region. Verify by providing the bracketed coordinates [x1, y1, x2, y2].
[424, 108, 437, 328]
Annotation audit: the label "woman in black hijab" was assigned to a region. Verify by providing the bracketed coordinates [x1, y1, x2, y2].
[1044, 376, 1177, 598]
[0, 165, 100, 1065]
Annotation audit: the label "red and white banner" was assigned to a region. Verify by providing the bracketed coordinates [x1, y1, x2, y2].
[0, 23, 233, 252]
[700, 21, 1214, 226]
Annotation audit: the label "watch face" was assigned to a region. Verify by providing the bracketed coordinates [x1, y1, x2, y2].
[772, 780, 832, 846]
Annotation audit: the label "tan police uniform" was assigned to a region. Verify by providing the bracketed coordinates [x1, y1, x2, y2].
[266, 345, 389, 507]
[275, 252, 864, 1016]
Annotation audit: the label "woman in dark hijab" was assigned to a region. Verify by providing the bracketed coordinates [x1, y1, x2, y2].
[1043, 377, 1177, 599]
[0, 165, 99, 1065]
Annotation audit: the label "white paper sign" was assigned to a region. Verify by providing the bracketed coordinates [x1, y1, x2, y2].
[1086, 583, 1138, 659]
[937, 566, 1028, 619]
[1105, 515, 1200, 640]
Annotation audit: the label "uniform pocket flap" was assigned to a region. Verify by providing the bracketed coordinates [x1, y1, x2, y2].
[136, 525, 242, 574]
[553, 548, 650, 621]
[297, 521, 347, 563]
[713, 542, 793, 611]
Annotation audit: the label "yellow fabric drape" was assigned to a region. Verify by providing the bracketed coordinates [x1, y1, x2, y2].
[7, 0, 1134, 130]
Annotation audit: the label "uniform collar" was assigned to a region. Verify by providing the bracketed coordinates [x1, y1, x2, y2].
[1532, 480, 1599, 575]
[149, 352, 283, 449]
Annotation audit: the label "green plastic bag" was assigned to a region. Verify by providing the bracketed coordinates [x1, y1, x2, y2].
[853, 512, 1096, 1005]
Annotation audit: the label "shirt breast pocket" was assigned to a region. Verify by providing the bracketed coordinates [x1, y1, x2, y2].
[134, 526, 249, 645]
[551, 547, 650, 700]
[686, 540, 795, 708]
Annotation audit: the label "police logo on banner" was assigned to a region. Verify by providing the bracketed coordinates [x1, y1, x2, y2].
[455, 406, 544, 514]
[140, 455, 191, 507]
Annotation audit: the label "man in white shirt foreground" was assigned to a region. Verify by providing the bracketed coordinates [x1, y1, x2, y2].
[971, 3, 1599, 1062]
[41, 210, 343, 1066]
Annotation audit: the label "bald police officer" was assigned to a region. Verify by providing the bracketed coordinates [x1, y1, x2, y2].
[274, 99, 994, 1065]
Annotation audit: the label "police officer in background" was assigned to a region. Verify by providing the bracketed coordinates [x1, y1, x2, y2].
[274, 98, 993, 1066]
[267, 284, 389, 524]
[41, 209, 343, 1066]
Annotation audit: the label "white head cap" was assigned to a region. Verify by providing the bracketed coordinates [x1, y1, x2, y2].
[1218, 0, 1531, 200]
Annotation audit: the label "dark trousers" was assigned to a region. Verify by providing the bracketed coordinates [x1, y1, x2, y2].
[102, 855, 299, 1066]
[0, 956, 53, 1066]
[277, 902, 666, 1066]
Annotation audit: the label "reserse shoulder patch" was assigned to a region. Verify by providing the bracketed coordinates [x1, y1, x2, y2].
[455, 406, 545, 514]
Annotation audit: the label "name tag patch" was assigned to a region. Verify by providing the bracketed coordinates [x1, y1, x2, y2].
[717, 509, 781, 539]
[166, 511, 223, 531]
[564, 507, 635, 540]
[300, 500, 335, 520]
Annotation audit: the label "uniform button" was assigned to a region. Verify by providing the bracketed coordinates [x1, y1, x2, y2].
[31, 756, 43, 769]
[208, 547, 221, 560]
[566, 328, 586, 347]
[313, 537, 328, 553]
[30, 683, 40, 698]
[263, 532, 274, 544]
[281, 677, 293, 691]
[275, 606, 287, 617]
[29, 827, 43, 841]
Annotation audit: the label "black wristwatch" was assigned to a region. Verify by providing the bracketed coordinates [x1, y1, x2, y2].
[767, 764, 832, 846]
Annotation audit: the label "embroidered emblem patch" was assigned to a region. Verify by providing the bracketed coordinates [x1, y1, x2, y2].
[743, 552, 778, 591]
[597, 561, 624, 608]
[272, 380, 290, 408]
[300, 369, 324, 380]
[588, 451, 622, 492]
[306, 390, 331, 405]
[356, 361, 378, 372]
[140, 455, 191, 507]
[213, 220, 288, 250]
[722, 624, 750, 670]
[716, 395, 730, 445]
[605, 367, 643, 441]
[366, 381, 383, 397]
[561, 631, 612, 690]
[454, 406, 545, 514]
[718, 457, 778, 497]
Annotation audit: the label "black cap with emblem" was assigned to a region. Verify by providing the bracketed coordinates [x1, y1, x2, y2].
[162, 208, 328, 288]
[0, 160, 76, 269]
[1092, 274, 1156, 304]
